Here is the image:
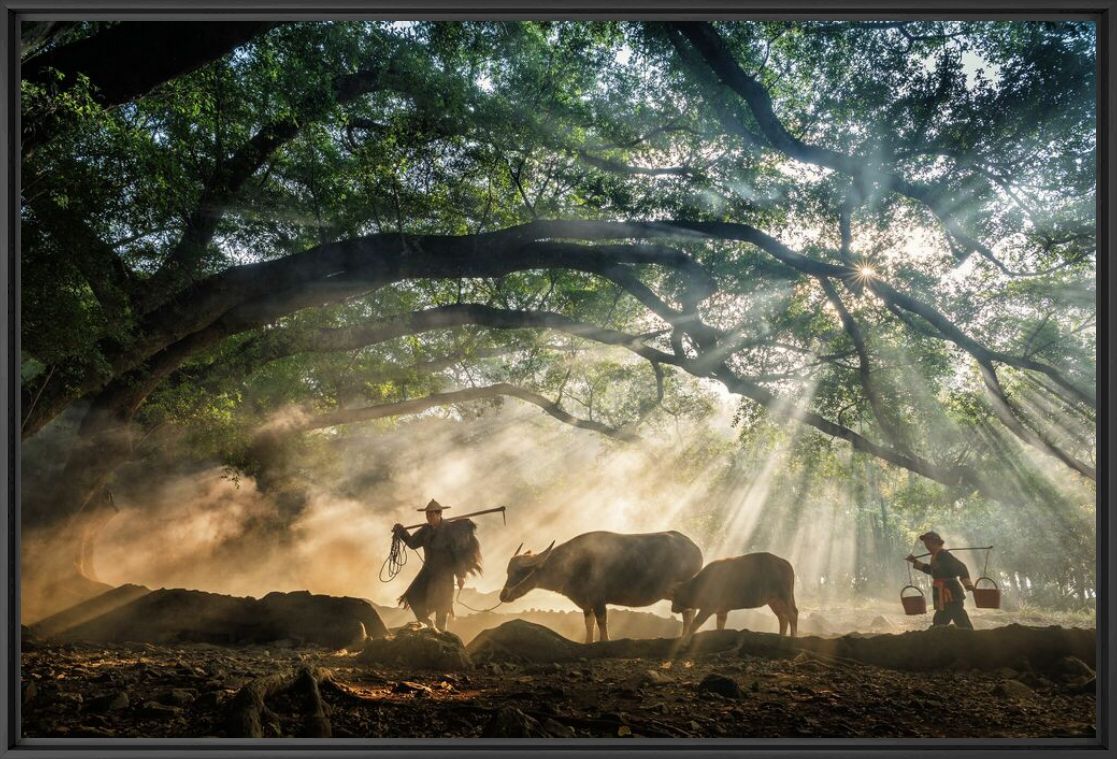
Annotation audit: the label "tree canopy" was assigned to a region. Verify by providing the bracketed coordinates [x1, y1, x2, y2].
[20, 20, 1096, 607]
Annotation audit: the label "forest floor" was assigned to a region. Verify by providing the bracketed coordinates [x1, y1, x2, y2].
[21, 633, 1096, 740]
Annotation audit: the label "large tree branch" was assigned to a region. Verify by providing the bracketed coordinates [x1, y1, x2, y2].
[818, 277, 911, 453]
[29, 194, 137, 324]
[23, 22, 276, 153]
[283, 384, 641, 442]
[705, 365, 985, 494]
[26, 215, 1091, 460]
[644, 219, 1096, 409]
[231, 303, 682, 382]
[140, 60, 418, 310]
[23, 230, 712, 437]
[975, 362, 1095, 480]
[669, 21, 1016, 274]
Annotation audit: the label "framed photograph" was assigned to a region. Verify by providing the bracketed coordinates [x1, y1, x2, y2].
[2, 2, 1112, 757]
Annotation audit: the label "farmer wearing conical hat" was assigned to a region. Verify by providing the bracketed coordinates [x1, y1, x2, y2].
[905, 531, 976, 629]
[392, 499, 482, 631]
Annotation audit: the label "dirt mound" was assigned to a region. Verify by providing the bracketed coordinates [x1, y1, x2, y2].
[357, 624, 472, 670]
[258, 591, 389, 646]
[468, 620, 583, 663]
[464, 620, 1093, 674]
[468, 622, 751, 663]
[735, 624, 1095, 673]
[33, 587, 387, 649]
[32, 584, 151, 638]
[444, 607, 680, 646]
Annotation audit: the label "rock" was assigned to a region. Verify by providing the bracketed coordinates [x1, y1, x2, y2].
[195, 691, 224, 709]
[139, 701, 182, 717]
[467, 620, 583, 664]
[156, 689, 196, 706]
[1068, 677, 1096, 695]
[70, 725, 115, 738]
[391, 680, 431, 695]
[87, 692, 129, 712]
[1056, 656, 1095, 679]
[991, 679, 1033, 700]
[358, 626, 471, 670]
[792, 652, 828, 670]
[56, 692, 84, 708]
[262, 590, 389, 646]
[995, 667, 1019, 679]
[526, 662, 563, 675]
[36, 587, 387, 649]
[697, 673, 741, 700]
[21, 680, 37, 705]
[628, 668, 671, 688]
[482, 706, 549, 738]
[541, 718, 576, 738]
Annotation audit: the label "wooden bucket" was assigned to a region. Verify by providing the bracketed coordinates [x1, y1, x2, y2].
[900, 584, 927, 615]
[972, 576, 1001, 609]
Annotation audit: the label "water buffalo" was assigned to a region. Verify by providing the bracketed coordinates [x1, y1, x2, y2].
[670, 552, 798, 637]
[499, 531, 703, 643]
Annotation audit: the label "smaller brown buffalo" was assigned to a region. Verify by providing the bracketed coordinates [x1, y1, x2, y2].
[670, 552, 798, 637]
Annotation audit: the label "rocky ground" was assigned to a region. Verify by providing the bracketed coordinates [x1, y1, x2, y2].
[21, 626, 1096, 740]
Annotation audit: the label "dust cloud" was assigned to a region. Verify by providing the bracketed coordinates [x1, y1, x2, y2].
[23, 379, 1095, 627]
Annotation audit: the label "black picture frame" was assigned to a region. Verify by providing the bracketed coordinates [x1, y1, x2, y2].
[1, 3, 1113, 757]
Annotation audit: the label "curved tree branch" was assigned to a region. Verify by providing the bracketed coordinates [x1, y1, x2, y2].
[976, 362, 1095, 480]
[288, 383, 641, 442]
[818, 277, 911, 454]
[139, 57, 426, 311]
[668, 21, 1017, 274]
[23, 22, 276, 153]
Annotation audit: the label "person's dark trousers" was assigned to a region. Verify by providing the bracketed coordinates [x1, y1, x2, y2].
[932, 602, 973, 629]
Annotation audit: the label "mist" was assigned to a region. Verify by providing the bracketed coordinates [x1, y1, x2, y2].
[22, 374, 1095, 628]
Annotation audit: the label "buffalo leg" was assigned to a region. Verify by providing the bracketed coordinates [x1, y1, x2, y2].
[434, 610, 448, 632]
[680, 608, 695, 637]
[594, 605, 609, 642]
[716, 611, 728, 631]
[787, 599, 798, 638]
[768, 600, 788, 636]
[582, 609, 595, 644]
[689, 608, 714, 635]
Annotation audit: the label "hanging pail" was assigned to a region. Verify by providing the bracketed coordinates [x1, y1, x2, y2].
[900, 585, 926, 615]
[972, 576, 1001, 609]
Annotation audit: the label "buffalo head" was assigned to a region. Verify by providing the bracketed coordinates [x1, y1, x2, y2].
[667, 580, 690, 614]
[499, 540, 555, 603]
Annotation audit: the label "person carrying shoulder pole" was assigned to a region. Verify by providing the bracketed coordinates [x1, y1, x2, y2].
[392, 499, 482, 632]
[905, 531, 976, 629]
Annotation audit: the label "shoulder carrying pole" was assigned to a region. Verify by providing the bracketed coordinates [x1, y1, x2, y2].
[910, 545, 993, 560]
[402, 506, 506, 530]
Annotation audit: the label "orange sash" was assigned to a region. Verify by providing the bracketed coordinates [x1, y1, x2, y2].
[932, 578, 953, 610]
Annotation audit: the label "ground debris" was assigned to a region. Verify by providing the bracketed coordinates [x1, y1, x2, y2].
[358, 624, 471, 670]
[20, 623, 1096, 739]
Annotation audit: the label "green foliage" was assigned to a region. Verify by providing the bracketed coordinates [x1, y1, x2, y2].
[21, 21, 1096, 605]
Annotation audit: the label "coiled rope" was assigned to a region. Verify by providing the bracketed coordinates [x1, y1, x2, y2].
[379, 533, 420, 583]
[380, 532, 504, 613]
